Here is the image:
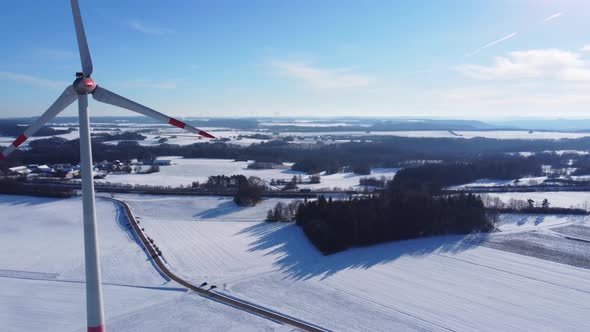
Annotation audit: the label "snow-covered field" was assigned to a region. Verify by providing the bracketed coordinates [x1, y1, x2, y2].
[123, 194, 590, 331]
[0, 195, 283, 331]
[97, 157, 299, 187]
[97, 157, 397, 189]
[0, 195, 162, 285]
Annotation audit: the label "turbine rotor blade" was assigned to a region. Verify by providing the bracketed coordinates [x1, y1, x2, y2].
[0, 86, 78, 160]
[71, 0, 93, 76]
[92, 86, 215, 138]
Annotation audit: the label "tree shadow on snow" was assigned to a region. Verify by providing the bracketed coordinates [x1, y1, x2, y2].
[238, 222, 489, 281]
[194, 200, 247, 219]
[0, 195, 66, 207]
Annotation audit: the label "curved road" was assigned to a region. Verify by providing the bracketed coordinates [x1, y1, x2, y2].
[108, 198, 328, 332]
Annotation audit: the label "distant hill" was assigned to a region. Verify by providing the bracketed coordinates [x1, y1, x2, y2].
[12, 115, 590, 132]
[490, 119, 590, 132]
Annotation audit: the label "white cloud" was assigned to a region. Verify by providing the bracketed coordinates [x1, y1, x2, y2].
[128, 20, 173, 36]
[466, 12, 563, 57]
[122, 79, 177, 90]
[271, 61, 372, 90]
[467, 32, 518, 56]
[582, 45, 590, 52]
[457, 49, 590, 81]
[420, 82, 590, 118]
[543, 12, 563, 23]
[0, 71, 67, 89]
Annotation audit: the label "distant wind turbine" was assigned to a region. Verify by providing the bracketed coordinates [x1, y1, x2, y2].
[0, 1, 214, 331]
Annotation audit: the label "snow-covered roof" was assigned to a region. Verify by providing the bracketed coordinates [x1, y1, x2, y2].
[8, 166, 31, 174]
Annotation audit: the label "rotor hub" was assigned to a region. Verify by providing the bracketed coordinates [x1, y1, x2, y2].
[73, 76, 97, 94]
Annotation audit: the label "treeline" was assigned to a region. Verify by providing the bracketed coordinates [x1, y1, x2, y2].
[482, 195, 588, 215]
[5, 135, 590, 175]
[0, 180, 74, 198]
[391, 155, 542, 193]
[296, 191, 492, 254]
[359, 176, 388, 187]
[0, 121, 73, 137]
[91, 132, 146, 143]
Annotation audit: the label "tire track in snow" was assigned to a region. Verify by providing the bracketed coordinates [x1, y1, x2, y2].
[434, 252, 590, 295]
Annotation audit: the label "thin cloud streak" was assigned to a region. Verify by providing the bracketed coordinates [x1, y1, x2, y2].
[543, 12, 563, 23]
[466, 12, 562, 57]
[128, 19, 174, 36]
[0, 71, 67, 89]
[467, 32, 518, 57]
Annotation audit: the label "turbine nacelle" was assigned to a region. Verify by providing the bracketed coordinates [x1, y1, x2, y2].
[73, 74, 96, 95]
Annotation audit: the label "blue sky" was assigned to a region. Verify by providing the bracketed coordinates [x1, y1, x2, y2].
[1, 0, 589, 119]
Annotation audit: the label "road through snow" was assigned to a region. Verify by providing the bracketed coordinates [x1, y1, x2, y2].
[0, 195, 285, 331]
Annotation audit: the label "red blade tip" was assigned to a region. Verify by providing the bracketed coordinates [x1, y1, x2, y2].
[199, 130, 215, 139]
[168, 118, 186, 129]
[87, 325, 106, 332]
[13, 134, 27, 148]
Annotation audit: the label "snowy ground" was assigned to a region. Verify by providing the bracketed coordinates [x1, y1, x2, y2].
[517, 150, 590, 157]
[0, 195, 284, 331]
[123, 194, 590, 331]
[97, 157, 397, 189]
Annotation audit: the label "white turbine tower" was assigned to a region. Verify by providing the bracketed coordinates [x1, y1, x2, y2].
[0, 1, 215, 331]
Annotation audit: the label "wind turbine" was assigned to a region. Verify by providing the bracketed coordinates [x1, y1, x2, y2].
[0, 1, 214, 331]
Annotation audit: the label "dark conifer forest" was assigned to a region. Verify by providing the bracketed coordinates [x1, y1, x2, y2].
[295, 186, 492, 254]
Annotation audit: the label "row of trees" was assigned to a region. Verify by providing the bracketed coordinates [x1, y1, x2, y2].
[270, 175, 322, 190]
[90, 132, 147, 143]
[233, 177, 264, 207]
[359, 176, 388, 187]
[266, 201, 301, 222]
[481, 195, 588, 216]
[391, 155, 542, 193]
